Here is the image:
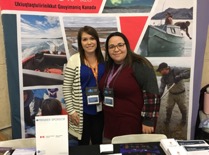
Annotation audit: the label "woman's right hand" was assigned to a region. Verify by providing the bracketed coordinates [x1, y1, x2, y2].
[70, 112, 80, 126]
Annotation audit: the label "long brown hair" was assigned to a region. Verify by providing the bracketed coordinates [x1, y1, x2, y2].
[105, 32, 153, 70]
[77, 26, 104, 64]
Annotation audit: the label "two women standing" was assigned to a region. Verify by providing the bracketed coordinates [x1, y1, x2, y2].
[63, 26, 160, 145]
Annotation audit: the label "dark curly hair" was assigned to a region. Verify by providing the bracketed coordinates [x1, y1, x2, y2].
[105, 31, 153, 70]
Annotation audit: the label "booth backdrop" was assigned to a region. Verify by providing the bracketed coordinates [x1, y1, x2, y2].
[0, 0, 200, 139]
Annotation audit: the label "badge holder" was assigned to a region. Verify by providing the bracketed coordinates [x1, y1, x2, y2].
[103, 88, 114, 107]
[86, 87, 100, 105]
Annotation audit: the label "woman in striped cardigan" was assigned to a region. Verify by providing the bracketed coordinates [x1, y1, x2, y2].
[63, 26, 105, 145]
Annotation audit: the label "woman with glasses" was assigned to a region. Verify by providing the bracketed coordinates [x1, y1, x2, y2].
[99, 32, 160, 140]
[63, 26, 105, 145]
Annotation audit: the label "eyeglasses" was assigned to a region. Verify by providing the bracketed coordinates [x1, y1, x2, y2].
[108, 43, 125, 50]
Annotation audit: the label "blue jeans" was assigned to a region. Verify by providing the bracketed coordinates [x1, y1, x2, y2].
[69, 134, 78, 147]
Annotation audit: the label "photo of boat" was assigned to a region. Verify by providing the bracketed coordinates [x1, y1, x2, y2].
[103, 0, 155, 13]
[22, 51, 67, 87]
[20, 14, 67, 87]
[140, 24, 185, 57]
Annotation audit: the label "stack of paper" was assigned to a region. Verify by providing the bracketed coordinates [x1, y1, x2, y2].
[100, 144, 114, 154]
[160, 139, 209, 155]
[160, 138, 180, 155]
[12, 148, 36, 155]
[177, 140, 209, 155]
[167, 146, 187, 155]
[177, 140, 209, 146]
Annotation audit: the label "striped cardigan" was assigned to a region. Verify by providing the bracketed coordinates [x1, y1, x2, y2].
[63, 53, 83, 140]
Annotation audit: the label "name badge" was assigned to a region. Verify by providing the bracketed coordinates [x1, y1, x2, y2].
[86, 87, 100, 105]
[103, 88, 114, 107]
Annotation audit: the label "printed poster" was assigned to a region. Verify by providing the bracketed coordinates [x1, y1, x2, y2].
[0, 0, 196, 140]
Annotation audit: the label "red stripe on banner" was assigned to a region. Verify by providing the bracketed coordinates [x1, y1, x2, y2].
[0, 0, 102, 13]
[120, 16, 148, 51]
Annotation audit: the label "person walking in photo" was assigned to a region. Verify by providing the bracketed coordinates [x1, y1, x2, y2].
[99, 32, 160, 140]
[157, 62, 190, 125]
[63, 26, 105, 145]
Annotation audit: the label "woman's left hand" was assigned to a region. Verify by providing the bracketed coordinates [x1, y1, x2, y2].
[142, 125, 154, 134]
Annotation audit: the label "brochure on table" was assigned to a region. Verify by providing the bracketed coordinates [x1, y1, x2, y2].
[160, 138, 209, 155]
[35, 115, 68, 155]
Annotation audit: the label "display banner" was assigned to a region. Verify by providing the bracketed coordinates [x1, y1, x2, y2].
[0, 0, 196, 140]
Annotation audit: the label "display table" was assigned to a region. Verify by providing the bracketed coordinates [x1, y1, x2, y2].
[70, 142, 166, 155]
[0, 141, 166, 154]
